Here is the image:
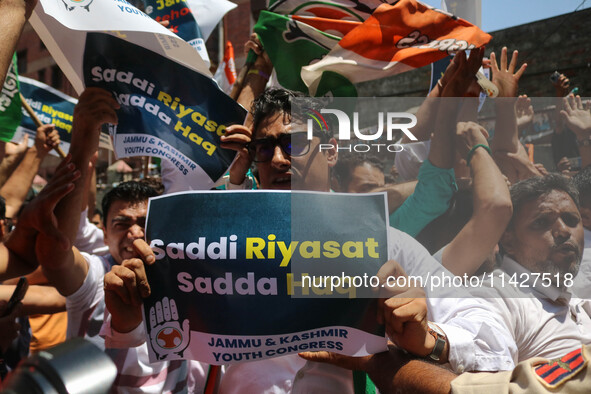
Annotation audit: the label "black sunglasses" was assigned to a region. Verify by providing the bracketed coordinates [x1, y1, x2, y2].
[247, 131, 311, 162]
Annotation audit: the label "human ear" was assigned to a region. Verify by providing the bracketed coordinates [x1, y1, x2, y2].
[326, 137, 338, 168]
[500, 229, 516, 256]
[580, 206, 591, 230]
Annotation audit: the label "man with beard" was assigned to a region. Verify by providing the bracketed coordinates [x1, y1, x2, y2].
[469, 174, 591, 363]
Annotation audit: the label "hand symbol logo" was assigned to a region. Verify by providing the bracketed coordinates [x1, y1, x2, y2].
[148, 297, 190, 360]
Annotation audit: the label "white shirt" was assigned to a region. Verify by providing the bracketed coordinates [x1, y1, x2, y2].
[468, 256, 591, 365]
[73, 208, 108, 256]
[571, 227, 591, 298]
[220, 227, 518, 393]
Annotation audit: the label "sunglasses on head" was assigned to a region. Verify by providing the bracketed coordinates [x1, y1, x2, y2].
[247, 131, 311, 162]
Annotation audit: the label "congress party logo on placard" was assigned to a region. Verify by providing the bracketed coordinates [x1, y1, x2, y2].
[148, 296, 191, 360]
[61, 0, 94, 11]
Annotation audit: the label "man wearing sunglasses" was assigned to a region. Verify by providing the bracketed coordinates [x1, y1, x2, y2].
[220, 88, 338, 192]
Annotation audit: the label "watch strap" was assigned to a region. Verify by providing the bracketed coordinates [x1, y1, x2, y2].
[427, 322, 446, 361]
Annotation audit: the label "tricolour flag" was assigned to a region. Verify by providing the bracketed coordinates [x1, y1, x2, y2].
[301, 0, 491, 95]
[254, 11, 357, 97]
[267, 0, 394, 22]
[213, 41, 237, 94]
[0, 54, 22, 142]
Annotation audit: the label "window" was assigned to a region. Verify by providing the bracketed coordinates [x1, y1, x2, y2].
[16, 50, 27, 73]
[51, 65, 63, 88]
[38, 68, 46, 83]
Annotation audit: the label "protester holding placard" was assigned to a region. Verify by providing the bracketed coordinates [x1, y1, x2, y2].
[96, 84, 523, 394]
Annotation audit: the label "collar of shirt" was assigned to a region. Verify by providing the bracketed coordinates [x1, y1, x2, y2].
[500, 255, 571, 303]
[584, 228, 591, 250]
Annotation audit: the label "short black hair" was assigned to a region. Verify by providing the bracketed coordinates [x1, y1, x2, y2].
[509, 174, 579, 227]
[251, 88, 331, 141]
[573, 165, 591, 209]
[333, 152, 385, 191]
[251, 88, 297, 138]
[101, 181, 159, 224]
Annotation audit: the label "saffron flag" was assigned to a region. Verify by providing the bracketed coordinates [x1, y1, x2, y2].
[0, 54, 22, 142]
[30, 0, 246, 189]
[301, 0, 492, 95]
[213, 41, 237, 94]
[254, 11, 357, 97]
[144, 0, 210, 67]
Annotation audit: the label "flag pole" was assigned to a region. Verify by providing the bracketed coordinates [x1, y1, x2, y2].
[19, 92, 66, 158]
[229, 9, 256, 101]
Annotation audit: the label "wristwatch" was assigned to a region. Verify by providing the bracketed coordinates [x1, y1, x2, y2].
[427, 322, 447, 361]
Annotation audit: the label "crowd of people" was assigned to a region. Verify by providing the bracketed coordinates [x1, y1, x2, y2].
[1, 0, 591, 393]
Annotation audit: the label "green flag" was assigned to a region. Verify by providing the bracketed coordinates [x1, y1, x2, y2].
[254, 11, 357, 97]
[0, 54, 22, 142]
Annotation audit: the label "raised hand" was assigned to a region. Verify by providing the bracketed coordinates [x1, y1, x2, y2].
[561, 94, 591, 141]
[18, 155, 80, 250]
[440, 48, 485, 97]
[515, 95, 534, 131]
[455, 121, 490, 161]
[220, 124, 253, 185]
[34, 124, 61, 156]
[490, 47, 527, 98]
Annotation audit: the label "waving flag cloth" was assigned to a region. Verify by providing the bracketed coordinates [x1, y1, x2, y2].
[30, 0, 246, 189]
[0, 54, 22, 142]
[186, 0, 237, 41]
[254, 11, 358, 97]
[213, 41, 237, 94]
[261, 1, 396, 97]
[301, 0, 492, 95]
[144, 0, 210, 67]
[267, 0, 394, 22]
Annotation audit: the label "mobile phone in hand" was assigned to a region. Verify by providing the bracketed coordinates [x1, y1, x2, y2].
[1, 277, 28, 317]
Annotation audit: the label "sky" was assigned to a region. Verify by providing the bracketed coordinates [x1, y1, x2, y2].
[420, 0, 591, 32]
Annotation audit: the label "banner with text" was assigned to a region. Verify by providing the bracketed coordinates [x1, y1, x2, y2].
[143, 191, 389, 364]
[15, 77, 112, 154]
[31, 0, 246, 188]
